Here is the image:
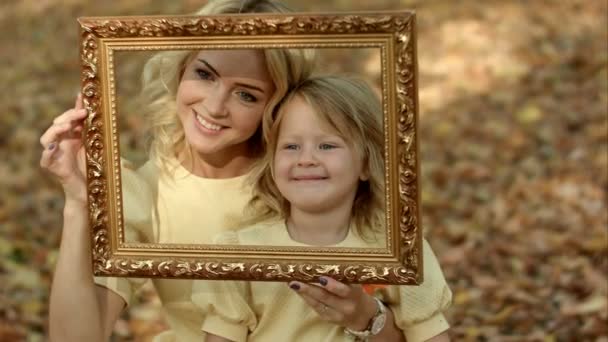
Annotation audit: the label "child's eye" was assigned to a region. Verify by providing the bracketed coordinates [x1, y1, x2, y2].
[195, 68, 213, 81]
[283, 143, 299, 150]
[319, 143, 337, 150]
[236, 91, 257, 103]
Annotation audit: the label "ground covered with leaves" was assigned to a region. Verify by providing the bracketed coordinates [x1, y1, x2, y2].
[0, 0, 606, 341]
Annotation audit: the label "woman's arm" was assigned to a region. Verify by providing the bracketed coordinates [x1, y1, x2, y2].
[369, 302, 406, 342]
[426, 331, 450, 342]
[49, 201, 125, 341]
[43, 94, 126, 341]
[288, 278, 405, 342]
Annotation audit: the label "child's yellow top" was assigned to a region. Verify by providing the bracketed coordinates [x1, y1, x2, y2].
[94, 158, 253, 341]
[192, 218, 452, 342]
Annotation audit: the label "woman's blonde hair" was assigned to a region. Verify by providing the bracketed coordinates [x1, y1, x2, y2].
[136, 0, 315, 170]
[248, 75, 386, 239]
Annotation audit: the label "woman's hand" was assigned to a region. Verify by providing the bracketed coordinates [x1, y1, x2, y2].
[288, 276, 378, 332]
[40, 93, 88, 203]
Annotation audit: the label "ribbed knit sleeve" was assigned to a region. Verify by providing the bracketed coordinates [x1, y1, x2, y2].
[191, 231, 257, 342]
[192, 279, 257, 342]
[377, 239, 452, 342]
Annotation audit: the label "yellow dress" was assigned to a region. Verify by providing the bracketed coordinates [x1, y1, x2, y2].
[191, 219, 452, 342]
[94, 158, 253, 341]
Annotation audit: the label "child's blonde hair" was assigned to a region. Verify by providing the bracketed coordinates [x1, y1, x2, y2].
[136, 0, 315, 170]
[249, 75, 386, 239]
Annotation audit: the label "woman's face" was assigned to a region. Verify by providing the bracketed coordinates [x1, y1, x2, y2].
[176, 49, 275, 160]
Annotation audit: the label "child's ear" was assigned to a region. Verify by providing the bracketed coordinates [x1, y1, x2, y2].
[359, 153, 370, 181]
[359, 166, 370, 181]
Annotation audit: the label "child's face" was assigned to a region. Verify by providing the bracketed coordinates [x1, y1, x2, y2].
[176, 49, 275, 158]
[273, 96, 367, 214]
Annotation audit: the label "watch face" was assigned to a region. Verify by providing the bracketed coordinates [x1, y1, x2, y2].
[371, 314, 387, 335]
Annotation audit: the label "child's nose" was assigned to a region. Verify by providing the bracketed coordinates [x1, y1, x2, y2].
[297, 148, 318, 166]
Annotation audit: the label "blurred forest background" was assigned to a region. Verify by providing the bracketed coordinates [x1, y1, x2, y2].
[0, 0, 606, 341]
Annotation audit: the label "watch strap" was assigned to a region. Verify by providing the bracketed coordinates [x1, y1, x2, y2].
[344, 297, 387, 341]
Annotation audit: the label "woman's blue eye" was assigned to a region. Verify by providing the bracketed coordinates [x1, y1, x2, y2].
[195, 68, 213, 80]
[237, 91, 257, 103]
[319, 143, 337, 150]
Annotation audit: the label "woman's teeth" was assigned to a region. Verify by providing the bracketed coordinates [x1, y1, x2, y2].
[196, 114, 222, 131]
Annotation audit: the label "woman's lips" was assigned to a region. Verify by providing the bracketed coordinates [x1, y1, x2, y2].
[193, 109, 225, 134]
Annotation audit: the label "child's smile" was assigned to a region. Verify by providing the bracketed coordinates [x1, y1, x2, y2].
[291, 173, 328, 181]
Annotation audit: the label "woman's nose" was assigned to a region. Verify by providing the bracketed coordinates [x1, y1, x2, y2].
[204, 89, 229, 118]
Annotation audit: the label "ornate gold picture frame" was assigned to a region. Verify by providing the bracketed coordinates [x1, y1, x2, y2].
[79, 11, 421, 284]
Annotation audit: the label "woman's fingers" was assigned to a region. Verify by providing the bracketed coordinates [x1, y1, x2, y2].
[40, 145, 57, 169]
[289, 281, 344, 312]
[306, 295, 340, 320]
[289, 278, 376, 330]
[43, 95, 87, 148]
[71, 125, 84, 135]
[74, 92, 84, 110]
[41, 106, 87, 148]
[40, 97, 89, 198]
[289, 282, 341, 320]
[290, 281, 336, 305]
[318, 277, 352, 298]
[40, 122, 73, 148]
[288, 277, 356, 305]
[52, 108, 87, 125]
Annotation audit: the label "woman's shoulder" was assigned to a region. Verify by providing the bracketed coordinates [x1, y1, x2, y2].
[119, 158, 158, 182]
[135, 158, 161, 185]
[119, 159, 157, 242]
[121, 159, 153, 194]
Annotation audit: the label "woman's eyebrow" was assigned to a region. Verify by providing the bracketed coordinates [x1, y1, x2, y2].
[197, 58, 266, 94]
[198, 59, 221, 77]
[234, 82, 265, 94]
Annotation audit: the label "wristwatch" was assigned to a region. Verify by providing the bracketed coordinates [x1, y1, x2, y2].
[344, 297, 387, 341]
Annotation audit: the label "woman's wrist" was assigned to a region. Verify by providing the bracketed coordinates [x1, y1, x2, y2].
[345, 294, 378, 331]
[63, 198, 88, 218]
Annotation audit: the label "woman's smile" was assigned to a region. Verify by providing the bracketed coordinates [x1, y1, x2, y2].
[193, 109, 225, 135]
[176, 49, 274, 160]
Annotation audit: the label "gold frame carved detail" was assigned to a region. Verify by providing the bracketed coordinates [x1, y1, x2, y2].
[79, 11, 421, 284]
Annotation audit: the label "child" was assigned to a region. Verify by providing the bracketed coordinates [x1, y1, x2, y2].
[39, 1, 316, 340]
[192, 76, 452, 342]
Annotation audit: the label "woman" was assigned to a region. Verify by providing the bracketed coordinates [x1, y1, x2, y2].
[40, 1, 313, 340]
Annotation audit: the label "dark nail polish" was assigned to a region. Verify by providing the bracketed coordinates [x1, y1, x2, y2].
[319, 277, 328, 286]
[48, 143, 56, 150]
[290, 283, 300, 291]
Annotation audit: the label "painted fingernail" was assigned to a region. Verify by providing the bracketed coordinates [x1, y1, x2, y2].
[289, 283, 300, 291]
[48, 142, 56, 150]
[319, 277, 328, 286]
